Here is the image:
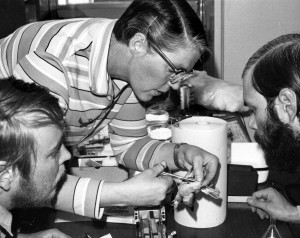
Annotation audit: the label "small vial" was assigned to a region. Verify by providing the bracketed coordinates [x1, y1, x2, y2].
[146, 104, 171, 140]
[147, 124, 172, 140]
[146, 104, 169, 126]
[180, 84, 194, 111]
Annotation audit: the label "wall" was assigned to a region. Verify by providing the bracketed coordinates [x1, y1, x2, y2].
[219, 0, 300, 84]
[0, 0, 26, 38]
[209, 0, 300, 140]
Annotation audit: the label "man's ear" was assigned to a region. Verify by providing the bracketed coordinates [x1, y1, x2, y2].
[277, 88, 298, 123]
[0, 168, 13, 191]
[128, 33, 148, 56]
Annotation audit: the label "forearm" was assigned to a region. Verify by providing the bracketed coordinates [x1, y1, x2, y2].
[147, 142, 178, 170]
[100, 163, 173, 207]
[100, 181, 130, 207]
[120, 137, 179, 171]
[53, 175, 104, 219]
[277, 205, 300, 224]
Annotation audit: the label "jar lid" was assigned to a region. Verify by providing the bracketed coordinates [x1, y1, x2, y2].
[175, 116, 227, 131]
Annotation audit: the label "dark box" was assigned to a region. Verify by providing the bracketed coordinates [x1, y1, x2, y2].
[227, 164, 258, 196]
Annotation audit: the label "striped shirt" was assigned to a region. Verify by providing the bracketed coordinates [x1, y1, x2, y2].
[0, 18, 167, 218]
[54, 175, 105, 219]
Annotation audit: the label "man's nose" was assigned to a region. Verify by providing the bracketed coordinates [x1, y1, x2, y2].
[60, 145, 71, 164]
[248, 114, 258, 130]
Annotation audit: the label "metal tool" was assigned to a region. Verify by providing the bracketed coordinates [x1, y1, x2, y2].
[200, 186, 220, 199]
[162, 171, 221, 200]
[135, 206, 167, 238]
[161, 172, 196, 183]
[84, 231, 92, 238]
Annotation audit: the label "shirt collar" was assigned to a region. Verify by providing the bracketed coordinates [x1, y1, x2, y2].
[0, 204, 13, 237]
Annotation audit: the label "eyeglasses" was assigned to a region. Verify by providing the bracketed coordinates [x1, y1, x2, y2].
[0, 165, 5, 173]
[148, 40, 193, 84]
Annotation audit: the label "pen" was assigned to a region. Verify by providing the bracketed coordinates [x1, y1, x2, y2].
[161, 172, 196, 183]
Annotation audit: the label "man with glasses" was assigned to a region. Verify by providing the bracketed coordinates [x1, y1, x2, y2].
[0, 0, 220, 209]
[148, 39, 247, 113]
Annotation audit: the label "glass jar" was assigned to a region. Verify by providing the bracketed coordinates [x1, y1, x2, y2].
[146, 104, 171, 140]
[147, 123, 172, 140]
[146, 104, 169, 126]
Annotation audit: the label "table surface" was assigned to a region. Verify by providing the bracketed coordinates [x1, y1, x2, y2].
[52, 202, 300, 238]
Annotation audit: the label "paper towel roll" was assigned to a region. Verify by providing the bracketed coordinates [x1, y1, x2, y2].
[171, 116, 227, 228]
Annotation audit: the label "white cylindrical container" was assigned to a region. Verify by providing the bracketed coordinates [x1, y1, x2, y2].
[171, 116, 227, 228]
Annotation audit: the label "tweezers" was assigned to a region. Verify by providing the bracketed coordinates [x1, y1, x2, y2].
[161, 172, 221, 199]
[161, 172, 196, 182]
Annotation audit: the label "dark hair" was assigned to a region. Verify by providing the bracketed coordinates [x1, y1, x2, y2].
[242, 34, 300, 112]
[113, 0, 210, 64]
[0, 77, 64, 180]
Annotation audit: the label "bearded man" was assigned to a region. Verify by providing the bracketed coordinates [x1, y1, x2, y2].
[243, 33, 300, 223]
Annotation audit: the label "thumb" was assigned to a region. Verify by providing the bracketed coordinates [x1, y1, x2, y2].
[173, 191, 183, 205]
[247, 197, 266, 211]
[148, 161, 167, 177]
[239, 105, 250, 113]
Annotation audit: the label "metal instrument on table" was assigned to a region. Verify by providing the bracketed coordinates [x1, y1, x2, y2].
[161, 172, 220, 200]
[135, 206, 167, 238]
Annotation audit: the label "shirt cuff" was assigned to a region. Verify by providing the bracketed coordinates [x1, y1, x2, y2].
[73, 178, 105, 219]
[95, 180, 105, 219]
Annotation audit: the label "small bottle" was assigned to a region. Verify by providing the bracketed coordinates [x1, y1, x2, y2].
[146, 104, 171, 140]
[146, 104, 169, 126]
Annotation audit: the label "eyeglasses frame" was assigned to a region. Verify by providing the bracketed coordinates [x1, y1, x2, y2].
[147, 40, 193, 83]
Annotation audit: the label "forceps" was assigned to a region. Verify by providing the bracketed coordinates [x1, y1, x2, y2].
[162, 171, 221, 200]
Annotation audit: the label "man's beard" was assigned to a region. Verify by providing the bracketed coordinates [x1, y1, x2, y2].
[11, 172, 67, 209]
[254, 107, 300, 173]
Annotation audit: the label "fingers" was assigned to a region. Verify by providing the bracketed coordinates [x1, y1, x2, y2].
[257, 208, 269, 220]
[239, 105, 250, 113]
[247, 197, 270, 220]
[172, 185, 196, 208]
[247, 197, 263, 209]
[185, 70, 208, 84]
[173, 191, 183, 205]
[200, 156, 219, 187]
[251, 187, 274, 201]
[247, 196, 271, 217]
[146, 161, 167, 177]
[183, 193, 195, 207]
[179, 144, 218, 187]
[192, 157, 204, 183]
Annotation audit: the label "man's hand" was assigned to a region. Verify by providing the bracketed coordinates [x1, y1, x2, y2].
[101, 162, 173, 207]
[175, 144, 219, 187]
[247, 187, 300, 223]
[169, 144, 219, 206]
[185, 70, 249, 112]
[18, 228, 71, 238]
